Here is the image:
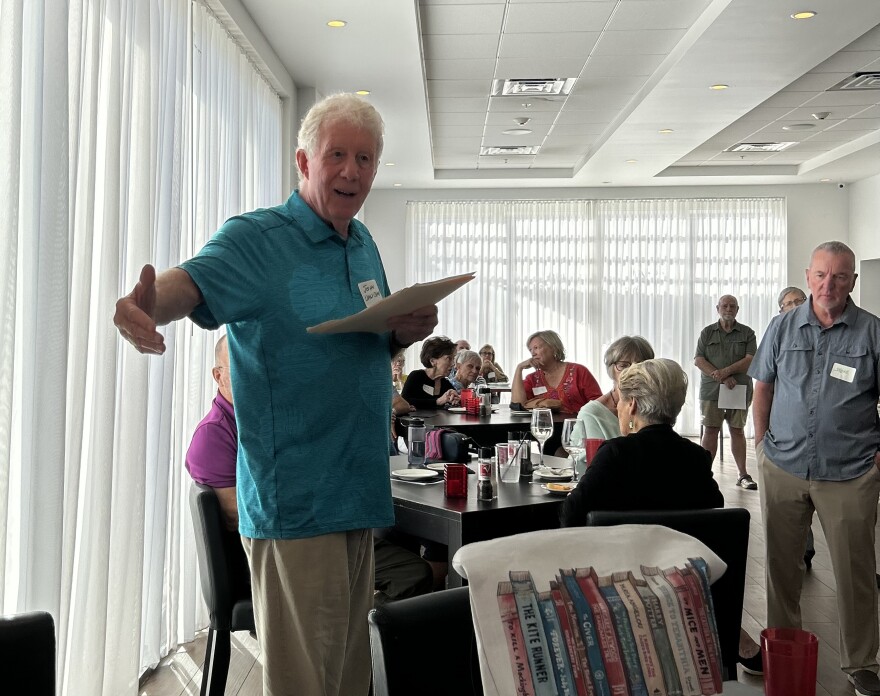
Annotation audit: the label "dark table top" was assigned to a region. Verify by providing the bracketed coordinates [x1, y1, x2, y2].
[408, 406, 568, 430]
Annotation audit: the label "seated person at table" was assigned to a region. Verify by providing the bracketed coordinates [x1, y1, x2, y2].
[559, 356, 762, 673]
[478, 344, 508, 383]
[391, 351, 407, 393]
[401, 336, 460, 409]
[448, 349, 485, 392]
[511, 329, 601, 413]
[575, 335, 654, 440]
[390, 386, 414, 453]
[187, 335, 432, 605]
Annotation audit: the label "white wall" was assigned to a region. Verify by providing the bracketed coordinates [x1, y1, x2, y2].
[364, 183, 849, 295]
[849, 172, 880, 308]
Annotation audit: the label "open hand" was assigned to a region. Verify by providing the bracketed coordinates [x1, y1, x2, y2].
[113, 265, 166, 355]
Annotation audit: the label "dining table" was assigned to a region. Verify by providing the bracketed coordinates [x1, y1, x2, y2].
[387, 453, 573, 587]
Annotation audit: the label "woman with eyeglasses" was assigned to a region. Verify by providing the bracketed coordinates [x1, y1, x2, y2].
[777, 286, 807, 314]
[391, 352, 407, 393]
[575, 336, 654, 440]
[477, 344, 508, 383]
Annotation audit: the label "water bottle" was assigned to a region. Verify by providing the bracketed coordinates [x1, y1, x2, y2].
[407, 418, 426, 468]
[478, 446, 496, 500]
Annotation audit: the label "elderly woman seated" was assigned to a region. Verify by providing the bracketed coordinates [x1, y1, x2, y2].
[448, 350, 484, 392]
[401, 336, 460, 409]
[478, 344, 508, 383]
[559, 357, 762, 674]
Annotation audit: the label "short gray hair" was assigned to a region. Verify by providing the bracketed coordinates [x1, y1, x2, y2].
[526, 330, 566, 361]
[296, 94, 385, 183]
[455, 350, 481, 366]
[776, 286, 806, 308]
[604, 336, 654, 380]
[617, 358, 688, 426]
[811, 241, 856, 269]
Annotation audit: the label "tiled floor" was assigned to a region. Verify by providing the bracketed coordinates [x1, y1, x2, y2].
[140, 438, 877, 695]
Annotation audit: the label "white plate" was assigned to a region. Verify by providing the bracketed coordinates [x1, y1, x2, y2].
[391, 468, 439, 480]
[426, 463, 446, 472]
[541, 482, 576, 496]
[509, 409, 532, 416]
[447, 407, 467, 413]
[534, 467, 573, 481]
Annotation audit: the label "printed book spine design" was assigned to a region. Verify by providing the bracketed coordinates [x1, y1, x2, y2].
[596, 573, 648, 696]
[561, 569, 610, 696]
[511, 570, 560, 696]
[634, 578, 683, 696]
[687, 557, 724, 681]
[576, 568, 630, 696]
[551, 580, 594, 696]
[612, 571, 666, 696]
[538, 590, 578, 696]
[680, 567, 723, 693]
[661, 567, 716, 696]
[641, 566, 702, 696]
[498, 581, 537, 696]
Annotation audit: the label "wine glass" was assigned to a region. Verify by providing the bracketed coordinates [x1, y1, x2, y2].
[530, 408, 554, 469]
[561, 418, 585, 482]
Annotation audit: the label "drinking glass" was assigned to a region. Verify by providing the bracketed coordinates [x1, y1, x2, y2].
[530, 408, 554, 468]
[561, 418, 584, 482]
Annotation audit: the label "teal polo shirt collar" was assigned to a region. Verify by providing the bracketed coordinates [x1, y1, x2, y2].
[284, 190, 367, 247]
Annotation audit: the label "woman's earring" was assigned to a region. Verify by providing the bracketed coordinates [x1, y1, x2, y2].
[628, 420, 635, 432]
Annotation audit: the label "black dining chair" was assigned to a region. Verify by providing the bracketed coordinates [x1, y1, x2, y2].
[0, 610, 55, 695]
[189, 482, 255, 696]
[585, 507, 751, 682]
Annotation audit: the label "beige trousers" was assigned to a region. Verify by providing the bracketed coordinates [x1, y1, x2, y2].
[242, 530, 374, 696]
[758, 442, 880, 673]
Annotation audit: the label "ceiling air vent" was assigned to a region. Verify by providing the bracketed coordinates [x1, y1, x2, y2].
[725, 142, 797, 153]
[828, 72, 880, 91]
[480, 145, 541, 156]
[491, 78, 576, 97]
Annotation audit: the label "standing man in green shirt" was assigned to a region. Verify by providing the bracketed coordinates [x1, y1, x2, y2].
[694, 294, 758, 489]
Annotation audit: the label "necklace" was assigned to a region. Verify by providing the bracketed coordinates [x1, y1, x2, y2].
[608, 390, 618, 408]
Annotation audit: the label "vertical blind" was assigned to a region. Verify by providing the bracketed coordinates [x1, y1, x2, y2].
[407, 198, 786, 434]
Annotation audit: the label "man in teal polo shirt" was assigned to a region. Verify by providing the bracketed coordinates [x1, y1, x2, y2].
[114, 94, 437, 696]
[750, 241, 880, 696]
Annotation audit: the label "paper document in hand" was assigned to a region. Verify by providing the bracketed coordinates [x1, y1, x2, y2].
[306, 272, 475, 334]
[717, 384, 747, 410]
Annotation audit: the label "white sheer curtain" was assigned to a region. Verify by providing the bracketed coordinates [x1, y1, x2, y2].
[407, 198, 786, 434]
[0, 0, 282, 693]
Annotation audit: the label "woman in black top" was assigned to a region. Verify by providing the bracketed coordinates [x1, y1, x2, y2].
[401, 336, 461, 409]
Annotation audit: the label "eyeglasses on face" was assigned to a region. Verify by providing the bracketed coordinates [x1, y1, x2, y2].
[779, 296, 806, 312]
[479, 351, 493, 357]
[613, 361, 632, 371]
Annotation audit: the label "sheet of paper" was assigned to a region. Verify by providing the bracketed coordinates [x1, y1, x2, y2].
[717, 383, 747, 410]
[306, 272, 475, 334]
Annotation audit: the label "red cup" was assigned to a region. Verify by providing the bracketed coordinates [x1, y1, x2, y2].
[584, 438, 605, 468]
[760, 628, 818, 696]
[461, 389, 474, 402]
[444, 463, 468, 498]
[465, 398, 480, 415]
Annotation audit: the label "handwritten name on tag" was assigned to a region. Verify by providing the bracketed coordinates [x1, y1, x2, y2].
[532, 385, 548, 395]
[358, 280, 383, 308]
[830, 362, 856, 383]
[423, 384, 435, 395]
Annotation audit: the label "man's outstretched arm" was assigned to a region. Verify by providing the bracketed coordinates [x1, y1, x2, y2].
[114, 264, 203, 355]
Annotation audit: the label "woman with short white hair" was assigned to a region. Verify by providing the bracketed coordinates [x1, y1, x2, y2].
[449, 350, 483, 392]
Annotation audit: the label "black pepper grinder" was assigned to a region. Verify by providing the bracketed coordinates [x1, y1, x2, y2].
[519, 434, 533, 482]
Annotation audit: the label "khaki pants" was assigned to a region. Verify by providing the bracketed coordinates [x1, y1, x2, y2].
[758, 442, 880, 673]
[242, 530, 374, 696]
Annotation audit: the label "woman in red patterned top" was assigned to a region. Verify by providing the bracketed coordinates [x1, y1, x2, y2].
[511, 330, 602, 414]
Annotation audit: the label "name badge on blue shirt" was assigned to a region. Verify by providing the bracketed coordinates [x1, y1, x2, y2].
[830, 363, 856, 383]
[358, 279, 383, 307]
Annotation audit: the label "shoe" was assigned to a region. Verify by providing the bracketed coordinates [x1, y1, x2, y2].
[736, 474, 758, 490]
[849, 669, 880, 696]
[803, 547, 815, 570]
[737, 649, 764, 675]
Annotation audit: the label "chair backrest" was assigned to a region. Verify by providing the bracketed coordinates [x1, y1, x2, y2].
[189, 482, 253, 631]
[585, 507, 750, 682]
[368, 586, 482, 696]
[0, 611, 55, 695]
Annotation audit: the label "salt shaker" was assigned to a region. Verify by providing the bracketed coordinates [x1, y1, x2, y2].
[477, 446, 496, 500]
[479, 385, 492, 417]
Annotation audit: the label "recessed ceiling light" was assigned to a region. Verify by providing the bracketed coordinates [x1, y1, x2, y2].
[791, 11, 817, 19]
[384, 162, 395, 167]
[625, 159, 638, 163]
[820, 178, 831, 182]
[782, 123, 815, 131]
[658, 129, 674, 134]
[355, 89, 370, 96]
[502, 128, 533, 135]
[709, 84, 729, 90]
[327, 19, 346, 28]
[393, 183, 402, 187]
[602, 181, 612, 184]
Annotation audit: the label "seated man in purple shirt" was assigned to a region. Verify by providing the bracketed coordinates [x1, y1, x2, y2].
[187, 335, 433, 604]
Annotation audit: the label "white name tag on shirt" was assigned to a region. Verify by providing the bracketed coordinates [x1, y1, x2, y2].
[532, 385, 548, 395]
[488, 371, 496, 379]
[357, 280, 382, 308]
[423, 384, 435, 395]
[830, 362, 856, 383]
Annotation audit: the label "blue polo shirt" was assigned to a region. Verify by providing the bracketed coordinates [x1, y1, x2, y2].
[180, 191, 395, 539]
[749, 298, 880, 481]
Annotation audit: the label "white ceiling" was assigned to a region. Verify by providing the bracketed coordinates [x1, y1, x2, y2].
[237, 0, 880, 190]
